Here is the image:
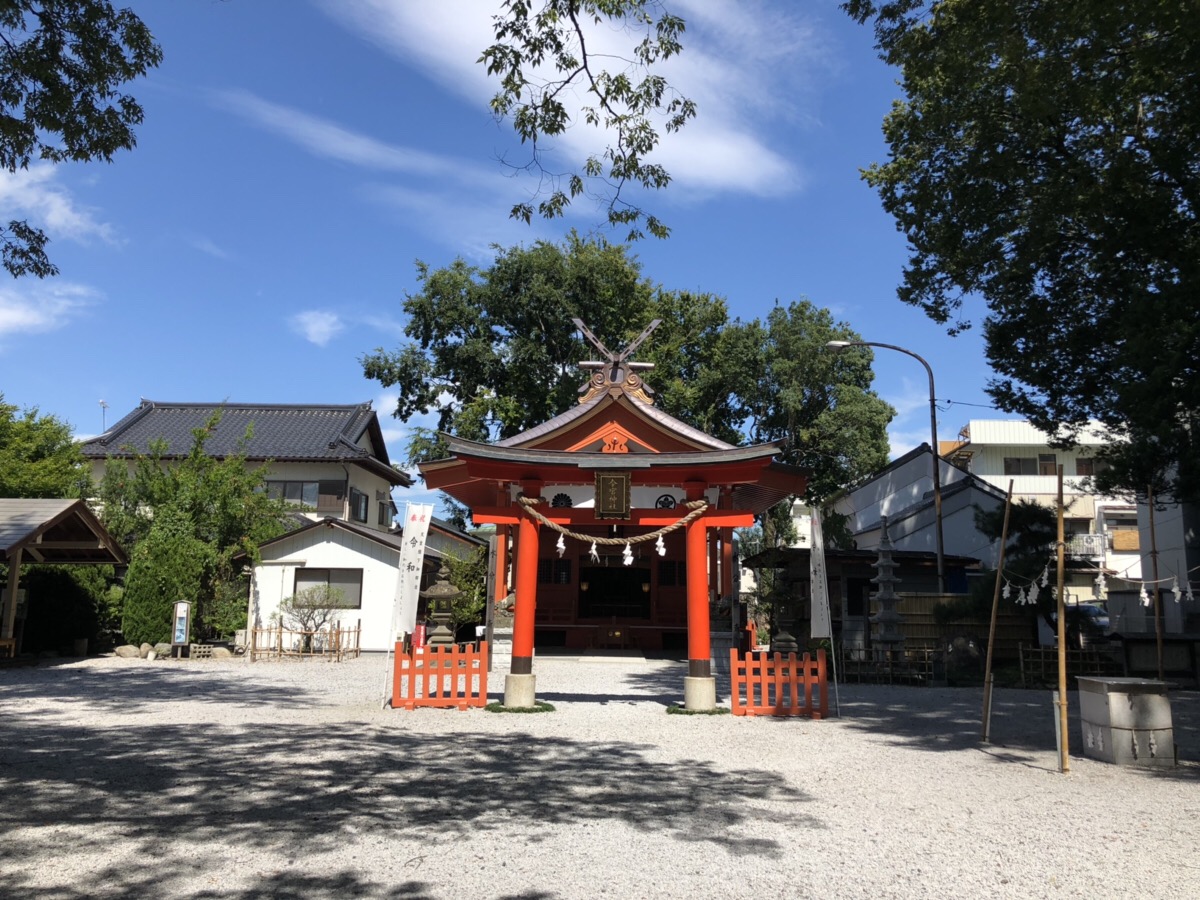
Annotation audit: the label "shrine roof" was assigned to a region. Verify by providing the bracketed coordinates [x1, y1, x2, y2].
[496, 388, 733, 451]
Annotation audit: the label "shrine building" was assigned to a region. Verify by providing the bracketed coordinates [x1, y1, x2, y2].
[419, 321, 807, 710]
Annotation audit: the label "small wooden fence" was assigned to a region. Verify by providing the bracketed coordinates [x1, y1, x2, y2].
[250, 622, 361, 662]
[1018, 643, 1123, 687]
[392, 642, 489, 710]
[730, 648, 828, 718]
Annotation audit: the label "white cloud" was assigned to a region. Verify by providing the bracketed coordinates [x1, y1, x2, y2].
[188, 236, 232, 260]
[213, 89, 493, 187]
[291, 310, 345, 346]
[315, 0, 822, 198]
[0, 281, 97, 340]
[0, 165, 117, 244]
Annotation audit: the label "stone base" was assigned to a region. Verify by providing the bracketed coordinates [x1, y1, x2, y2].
[683, 675, 717, 711]
[503, 673, 537, 708]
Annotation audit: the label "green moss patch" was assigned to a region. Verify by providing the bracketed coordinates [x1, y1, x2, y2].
[483, 700, 556, 713]
[666, 705, 731, 716]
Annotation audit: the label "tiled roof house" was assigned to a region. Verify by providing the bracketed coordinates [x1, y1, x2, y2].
[80, 400, 411, 531]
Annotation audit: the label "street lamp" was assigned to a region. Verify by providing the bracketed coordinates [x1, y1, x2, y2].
[826, 339, 946, 595]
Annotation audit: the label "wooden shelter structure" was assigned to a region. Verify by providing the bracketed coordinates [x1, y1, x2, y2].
[420, 322, 807, 709]
[0, 499, 128, 654]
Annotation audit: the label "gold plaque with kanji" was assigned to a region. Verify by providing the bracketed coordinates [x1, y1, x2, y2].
[595, 472, 631, 519]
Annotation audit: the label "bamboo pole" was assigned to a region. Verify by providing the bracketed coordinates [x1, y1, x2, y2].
[982, 480, 1014, 742]
[1056, 465, 1070, 774]
[1148, 485, 1164, 681]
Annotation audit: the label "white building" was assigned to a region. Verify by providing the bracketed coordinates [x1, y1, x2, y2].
[943, 419, 1141, 598]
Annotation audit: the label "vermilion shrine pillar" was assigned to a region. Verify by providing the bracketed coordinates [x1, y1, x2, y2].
[505, 480, 541, 707]
[684, 481, 717, 710]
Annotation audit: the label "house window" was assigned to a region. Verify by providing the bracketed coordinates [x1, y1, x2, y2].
[378, 501, 394, 528]
[1002, 457, 1037, 476]
[1038, 453, 1058, 475]
[349, 488, 369, 523]
[317, 480, 345, 512]
[1076, 457, 1109, 477]
[293, 568, 363, 608]
[266, 480, 320, 508]
[538, 559, 572, 585]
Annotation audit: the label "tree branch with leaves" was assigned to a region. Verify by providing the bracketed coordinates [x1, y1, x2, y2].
[481, 0, 694, 240]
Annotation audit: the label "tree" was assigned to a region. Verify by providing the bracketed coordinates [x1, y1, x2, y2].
[738, 302, 895, 501]
[844, 0, 1200, 501]
[1, 1, 162, 278]
[120, 505, 209, 645]
[0, 394, 87, 497]
[99, 412, 291, 641]
[362, 231, 726, 460]
[275, 584, 350, 652]
[363, 235, 895, 518]
[480, 0, 694, 240]
[442, 546, 490, 631]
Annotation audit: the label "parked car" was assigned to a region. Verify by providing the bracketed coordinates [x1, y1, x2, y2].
[1052, 603, 1111, 649]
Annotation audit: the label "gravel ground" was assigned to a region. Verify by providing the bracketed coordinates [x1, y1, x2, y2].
[1, 652, 1198, 900]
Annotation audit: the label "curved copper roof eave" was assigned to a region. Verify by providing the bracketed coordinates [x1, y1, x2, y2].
[438, 435, 787, 469]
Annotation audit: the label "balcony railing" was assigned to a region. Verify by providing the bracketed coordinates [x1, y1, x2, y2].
[1065, 533, 1106, 558]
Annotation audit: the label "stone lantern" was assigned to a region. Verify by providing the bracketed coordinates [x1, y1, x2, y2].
[871, 516, 905, 657]
[420, 564, 460, 647]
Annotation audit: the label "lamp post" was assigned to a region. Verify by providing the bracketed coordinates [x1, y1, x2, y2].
[826, 339, 946, 595]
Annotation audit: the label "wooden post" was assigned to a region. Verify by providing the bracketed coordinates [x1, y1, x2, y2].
[2, 546, 23, 641]
[982, 481, 1013, 742]
[1056, 466, 1070, 773]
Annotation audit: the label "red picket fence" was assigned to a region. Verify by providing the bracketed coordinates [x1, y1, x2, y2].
[392, 642, 490, 710]
[730, 648, 828, 718]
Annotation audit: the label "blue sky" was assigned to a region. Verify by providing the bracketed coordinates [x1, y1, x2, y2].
[1, 1, 1002, 510]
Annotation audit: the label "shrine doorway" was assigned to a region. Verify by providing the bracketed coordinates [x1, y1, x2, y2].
[579, 565, 651, 620]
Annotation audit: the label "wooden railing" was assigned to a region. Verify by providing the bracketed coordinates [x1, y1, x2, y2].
[393, 641, 490, 710]
[249, 622, 361, 662]
[730, 648, 828, 718]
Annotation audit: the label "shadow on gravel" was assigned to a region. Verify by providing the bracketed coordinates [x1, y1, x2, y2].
[0, 712, 819, 898]
[819, 685, 1200, 771]
[0, 665, 312, 716]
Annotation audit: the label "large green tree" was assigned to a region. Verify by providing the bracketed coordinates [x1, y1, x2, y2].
[737, 302, 894, 501]
[1, 0, 162, 278]
[845, 0, 1200, 501]
[363, 235, 894, 517]
[98, 413, 290, 641]
[481, 0, 694, 240]
[0, 394, 86, 497]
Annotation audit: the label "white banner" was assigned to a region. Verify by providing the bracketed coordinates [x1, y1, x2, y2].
[810, 508, 832, 640]
[392, 502, 435, 642]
